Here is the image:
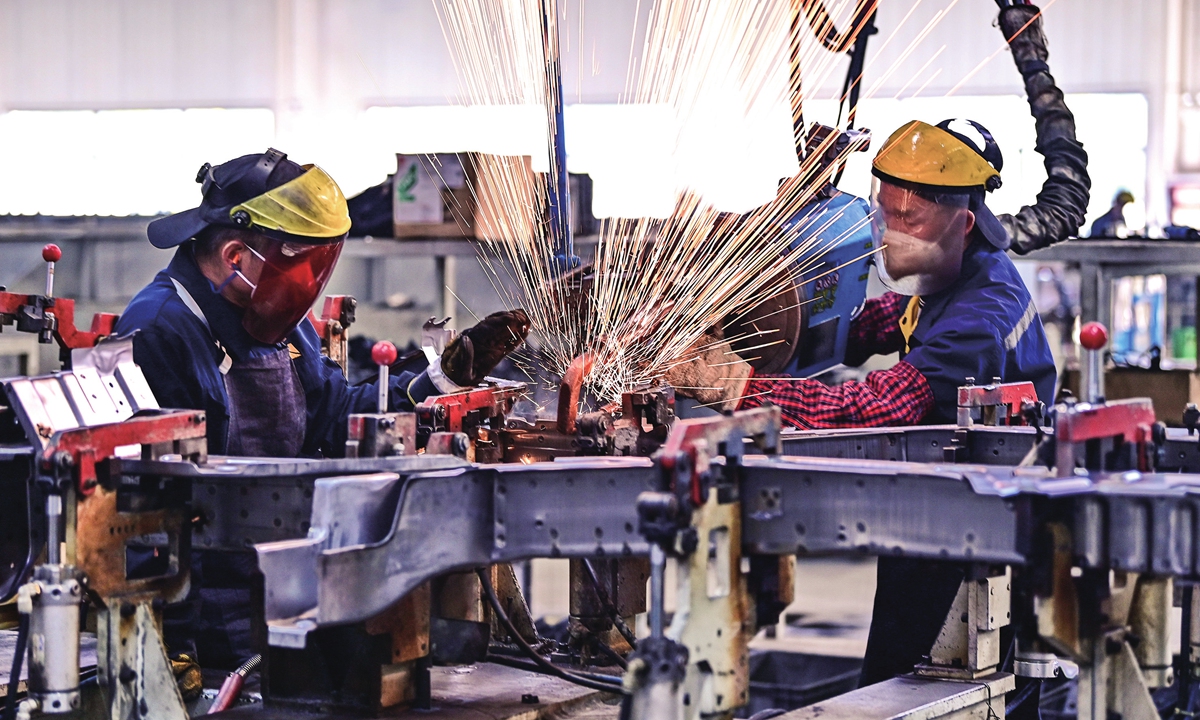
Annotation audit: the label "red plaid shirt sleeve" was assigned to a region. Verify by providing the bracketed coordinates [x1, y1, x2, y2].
[845, 292, 906, 366]
[738, 360, 935, 429]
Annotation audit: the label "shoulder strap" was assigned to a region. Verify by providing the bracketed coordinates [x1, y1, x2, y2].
[169, 277, 232, 375]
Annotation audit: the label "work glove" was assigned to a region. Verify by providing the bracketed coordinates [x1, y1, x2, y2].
[664, 332, 752, 413]
[169, 652, 203, 702]
[437, 309, 531, 388]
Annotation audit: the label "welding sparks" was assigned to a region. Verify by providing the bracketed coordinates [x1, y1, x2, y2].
[432, 0, 915, 404]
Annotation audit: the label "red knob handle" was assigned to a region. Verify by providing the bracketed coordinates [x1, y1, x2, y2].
[1080, 322, 1108, 351]
[371, 340, 398, 366]
[42, 244, 62, 263]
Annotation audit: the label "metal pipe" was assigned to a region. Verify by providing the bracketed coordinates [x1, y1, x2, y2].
[45, 495, 62, 566]
[539, 0, 574, 267]
[649, 545, 666, 639]
[378, 365, 390, 414]
[1085, 346, 1102, 403]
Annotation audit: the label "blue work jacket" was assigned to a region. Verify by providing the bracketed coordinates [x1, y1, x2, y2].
[901, 240, 1057, 423]
[115, 246, 436, 456]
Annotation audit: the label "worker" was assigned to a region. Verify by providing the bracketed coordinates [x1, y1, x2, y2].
[670, 7, 1090, 702]
[115, 148, 530, 694]
[118, 148, 529, 457]
[668, 120, 1081, 693]
[670, 118, 1057, 427]
[1089, 188, 1135, 238]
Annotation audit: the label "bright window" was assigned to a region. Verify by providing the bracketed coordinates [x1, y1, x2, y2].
[0, 108, 275, 216]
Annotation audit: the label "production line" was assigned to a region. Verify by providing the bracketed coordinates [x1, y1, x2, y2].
[2, 245, 1200, 720]
[1, 0, 1194, 719]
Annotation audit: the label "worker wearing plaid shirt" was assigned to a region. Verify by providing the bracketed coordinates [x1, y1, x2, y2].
[671, 119, 1056, 431]
[739, 232, 1056, 428]
[670, 118, 1061, 691]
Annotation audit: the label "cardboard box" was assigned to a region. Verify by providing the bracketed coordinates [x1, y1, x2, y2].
[392, 152, 595, 241]
[392, 153, 476, 238]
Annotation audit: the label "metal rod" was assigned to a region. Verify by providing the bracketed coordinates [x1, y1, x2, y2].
[46, 495, 62, 566]
[649, 544, 666, 639]
[1085, 346, 1102, 403]
[540, 0, 573, 266]
[378, 365, 389, 414]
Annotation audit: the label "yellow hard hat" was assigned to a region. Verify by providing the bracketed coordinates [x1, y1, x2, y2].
[872, 120, 1002, 192]
[148, 148, 351, 248]
[231, 164, 351, 242]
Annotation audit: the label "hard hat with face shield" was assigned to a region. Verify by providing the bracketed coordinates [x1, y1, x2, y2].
[147, 148, 352, 344]
[870, 119, 1008, 296]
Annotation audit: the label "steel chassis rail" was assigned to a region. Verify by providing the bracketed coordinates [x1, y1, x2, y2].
[253, 448, 1200, 644]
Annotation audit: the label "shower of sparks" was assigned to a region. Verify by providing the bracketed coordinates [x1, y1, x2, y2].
[432, 0, 918, 404]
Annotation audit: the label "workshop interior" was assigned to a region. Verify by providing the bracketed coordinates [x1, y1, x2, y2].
[2, 1, 1200, 719]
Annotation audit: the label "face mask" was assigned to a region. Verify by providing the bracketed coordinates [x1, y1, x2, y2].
[870, 179, 971, 296]
[873, 229, 954, 296]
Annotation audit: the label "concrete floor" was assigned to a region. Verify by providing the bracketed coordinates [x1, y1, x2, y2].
[528, 556, 878, 659]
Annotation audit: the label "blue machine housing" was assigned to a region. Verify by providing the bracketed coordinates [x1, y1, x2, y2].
[780, 189, 874, 378]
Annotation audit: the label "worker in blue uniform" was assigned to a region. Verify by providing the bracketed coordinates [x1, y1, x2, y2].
[116, 148, 529, 694]
[670, 117, 1083, 703]
[118, 148, 528, 458]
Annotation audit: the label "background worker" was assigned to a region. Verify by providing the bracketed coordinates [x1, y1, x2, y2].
[1089, 188, 1136, 238]
[116, 148, 530, 690]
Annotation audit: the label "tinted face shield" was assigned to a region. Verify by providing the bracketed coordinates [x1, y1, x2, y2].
[869, 178, 974, 296]
[241, 239, 344, 344]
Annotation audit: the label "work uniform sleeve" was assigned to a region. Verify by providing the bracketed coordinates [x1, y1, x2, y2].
[300, 343, 441, 458]
[844, 292, 907, 366]
[902, 317, 1006, 420]
[739, 361, 934, 429]
[131, 326, 204, 409]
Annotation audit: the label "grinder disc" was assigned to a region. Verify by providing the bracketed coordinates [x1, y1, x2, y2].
[723, 269, 805, 374]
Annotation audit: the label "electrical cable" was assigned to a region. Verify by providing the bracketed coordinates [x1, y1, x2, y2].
[593, 638, 629, 670]
[1001, 634, 1017, 673]
[4, 614, 29, 720]
[487, 644, 624, 680]
[476, 569, 626, 695]
[581, 558, 638, 649]
[485, 654, 624, 685]
[1003, 679, 1041, 715]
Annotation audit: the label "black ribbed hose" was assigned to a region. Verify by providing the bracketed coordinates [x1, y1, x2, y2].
[476, 569, 625, 695]
[997, 4, 1092, 254]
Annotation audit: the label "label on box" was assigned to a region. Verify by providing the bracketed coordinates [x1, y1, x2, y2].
[393, 155, 444, 224]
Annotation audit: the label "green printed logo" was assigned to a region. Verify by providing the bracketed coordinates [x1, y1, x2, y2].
[395, 163, 418, 202]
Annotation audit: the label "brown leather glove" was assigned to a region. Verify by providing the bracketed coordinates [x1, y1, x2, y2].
[169, 652, 203, 702]
[441, 309, 531, 387]
[664, 333, 752, 412]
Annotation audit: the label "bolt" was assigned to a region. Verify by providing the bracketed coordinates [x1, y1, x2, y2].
[521, 694, 540, 704]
